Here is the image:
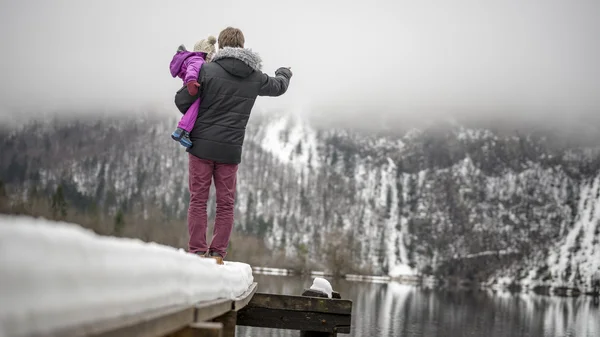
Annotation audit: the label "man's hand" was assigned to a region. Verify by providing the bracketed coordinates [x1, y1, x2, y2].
[275, 67, 293, 79]
[186, 81, 201, 96]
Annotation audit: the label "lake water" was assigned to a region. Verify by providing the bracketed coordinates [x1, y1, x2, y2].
[237, 274, 600, 337]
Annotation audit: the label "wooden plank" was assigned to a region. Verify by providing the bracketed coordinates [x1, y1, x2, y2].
[236, 307, 350, 333]
[190, 322, 223, 337]
[195, 298, 233, 322]
[166, 322, 223, 337]
[301, 289, 341, 299]
[23, 306, 194, 337]
[193, 282, 256, 321]
[90, 306, 195, 337]
[246, 293, 352, 315]
[212, 311, 237, 337]
[301, 331, 334, 337]
[232, 282, 258, 311]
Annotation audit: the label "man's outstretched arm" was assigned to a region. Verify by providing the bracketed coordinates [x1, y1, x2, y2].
[258, 67, 293, 97]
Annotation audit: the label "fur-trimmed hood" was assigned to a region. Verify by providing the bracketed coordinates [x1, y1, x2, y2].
[211, 47, 262, 78]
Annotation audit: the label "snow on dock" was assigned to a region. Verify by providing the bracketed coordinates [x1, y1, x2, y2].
[0, 215, 253, 337]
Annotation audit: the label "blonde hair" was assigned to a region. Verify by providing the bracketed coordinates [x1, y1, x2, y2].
[218, 27, 245, 49]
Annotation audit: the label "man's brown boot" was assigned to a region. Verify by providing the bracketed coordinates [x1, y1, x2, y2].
[208, 251, 224, 265]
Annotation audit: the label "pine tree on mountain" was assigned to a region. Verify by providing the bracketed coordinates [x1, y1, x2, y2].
[27, 185, 38, 205]
[300, 187, 311, 215]
[51, 185, 67, 220]
[0, 179, 8, 213]
[407, 175, 419, 213]
[342, 150, 353, 176]
[331, 149, 338, 166]
[114, 208, 125, 236]
[245, 192, 256, 232]
[0, 180, 6, 198]
[385, 186, 393, 219]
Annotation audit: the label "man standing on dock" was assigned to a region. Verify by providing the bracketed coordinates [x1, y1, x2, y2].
[175, 27, 293, 264]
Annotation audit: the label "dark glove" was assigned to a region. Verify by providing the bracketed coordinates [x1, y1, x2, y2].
[186, 81, 200, 96]
[275, 67, 293, 79]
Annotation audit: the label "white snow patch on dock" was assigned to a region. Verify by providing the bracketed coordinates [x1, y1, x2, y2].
[0, 216, 253, 337]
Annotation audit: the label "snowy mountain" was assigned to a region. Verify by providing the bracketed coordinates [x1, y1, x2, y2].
[1, 113, 599, 291]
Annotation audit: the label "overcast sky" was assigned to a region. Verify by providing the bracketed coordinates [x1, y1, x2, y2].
[0, 0, 599, 127]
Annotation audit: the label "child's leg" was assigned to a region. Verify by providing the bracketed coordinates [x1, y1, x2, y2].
[177, 98, 201, 132]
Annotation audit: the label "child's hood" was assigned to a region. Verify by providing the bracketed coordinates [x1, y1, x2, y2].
[169, 51, 206, 78]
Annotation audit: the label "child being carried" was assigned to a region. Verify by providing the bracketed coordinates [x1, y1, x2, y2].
[169, 36, 216, 148]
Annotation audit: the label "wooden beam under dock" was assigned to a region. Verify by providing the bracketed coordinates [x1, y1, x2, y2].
[236, 293, 352, 334]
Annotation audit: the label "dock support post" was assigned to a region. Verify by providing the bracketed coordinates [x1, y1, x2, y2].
[299, 288, 342, 337]
[213, 311, 237, 337]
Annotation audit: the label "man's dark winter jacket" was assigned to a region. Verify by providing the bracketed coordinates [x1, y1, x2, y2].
[174, 47, 292, 164]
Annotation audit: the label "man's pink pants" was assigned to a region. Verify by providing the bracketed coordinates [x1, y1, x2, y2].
[187, 154, 238, 257]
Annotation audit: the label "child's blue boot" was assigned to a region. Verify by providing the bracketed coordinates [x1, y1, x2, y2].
[179, 131, 193, 148]
[172, 127, 185, 141]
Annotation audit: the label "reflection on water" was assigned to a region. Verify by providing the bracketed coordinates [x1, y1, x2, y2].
[237, 274, 600, 337]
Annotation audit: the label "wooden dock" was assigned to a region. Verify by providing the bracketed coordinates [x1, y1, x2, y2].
[35, 283, 352, 337]
[0, 218, 353, 337]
